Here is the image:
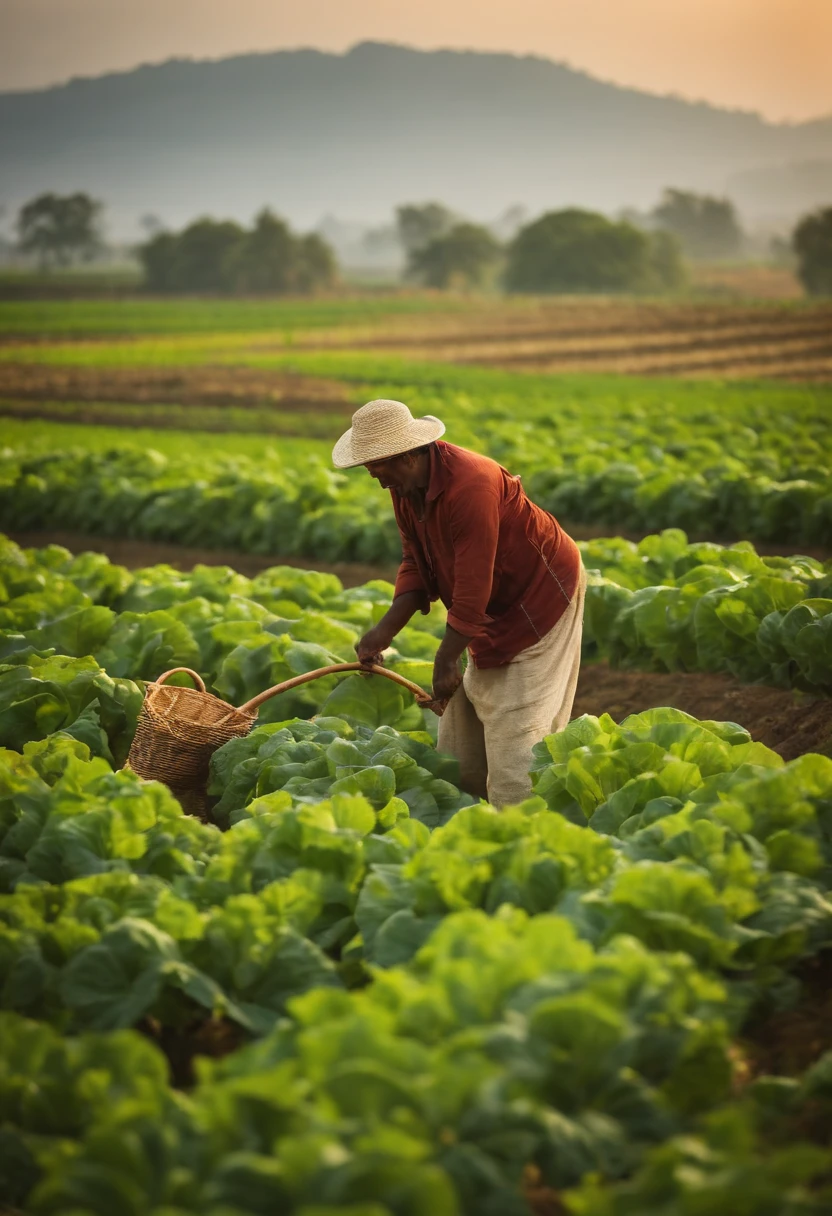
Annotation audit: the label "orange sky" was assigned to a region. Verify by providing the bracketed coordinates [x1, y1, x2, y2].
[1, 0, 831, 121]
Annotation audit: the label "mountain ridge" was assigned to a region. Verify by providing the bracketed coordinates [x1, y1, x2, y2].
[5, 40, 831, 130]
[1, 41, 829, 238]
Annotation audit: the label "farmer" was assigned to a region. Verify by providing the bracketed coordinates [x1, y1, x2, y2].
[332, 398, 586, 807]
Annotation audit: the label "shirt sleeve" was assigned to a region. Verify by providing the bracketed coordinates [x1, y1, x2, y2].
[394, 532, 430, 608]
[392, 498, 431, 614]
[446, 477, 501, 637]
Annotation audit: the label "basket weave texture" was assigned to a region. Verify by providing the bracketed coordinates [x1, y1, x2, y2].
[125, 661, 440, 821]
[126, 672, 256, 792]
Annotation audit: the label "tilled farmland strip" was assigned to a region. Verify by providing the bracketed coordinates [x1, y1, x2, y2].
[435, 322, 832, 367]
[0, 360, 358, 412]
[561, 338, 832, 377]
[0, 399, 349, 437]
[459, 335, 832, 376]
[276, 302, 832, 353]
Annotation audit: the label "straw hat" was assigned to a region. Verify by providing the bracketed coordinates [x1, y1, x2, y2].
[332, 399, 445, 469]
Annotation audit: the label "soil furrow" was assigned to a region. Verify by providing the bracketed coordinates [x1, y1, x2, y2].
[449, 331, 832, 368]
[0, 401, 335, 435]
[282, 307, 832, 353]
[0, 363, 357, 412]
[471, 338, 832, 376]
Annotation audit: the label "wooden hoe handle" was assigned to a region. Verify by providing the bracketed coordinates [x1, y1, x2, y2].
[238, 662, 446, 716]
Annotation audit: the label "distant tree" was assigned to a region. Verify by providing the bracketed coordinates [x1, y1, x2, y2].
[505, 209, 653, 293]
[223, 212, 336, 293]
[408, 223, 501, 288]
[768, 234, 796, 269]
[652, 189, 743, 261]
[489, 205, 528, 243]
[792, 206, 832, 296]
[139, 213, 165, 237]
[138, 231, 179, 291]
[645, 230, 687, 292]
[16, 192, 103, 269]
[292, 232, 338, 292]
[360, 224, 403, 270]
[361, 225, 399, 255]
[617, 206, 653, 231]
[170, 218, 245, 292]
[138, 209, 337, 294]
[0, 205, 10, 265]
[222, 210, 295, 292]
[396, 203, 457, 255]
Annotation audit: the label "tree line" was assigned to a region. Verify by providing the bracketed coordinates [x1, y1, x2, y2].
[8, 191, 832, 296]
[139, 211, 336, 293]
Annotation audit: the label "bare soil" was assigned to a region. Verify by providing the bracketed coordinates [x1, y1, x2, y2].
[9, 530, 400, 587]
[273, 298, 832, 381]
[0, 362, 356, 412]
[3, 299, 831, 383]
[139, 1015, 245, 1088]
[741, 951, 832, 1081]
[573, 661, 832, 761]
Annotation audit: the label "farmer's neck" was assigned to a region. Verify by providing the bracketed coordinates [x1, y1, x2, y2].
[400, 450, 431, 515]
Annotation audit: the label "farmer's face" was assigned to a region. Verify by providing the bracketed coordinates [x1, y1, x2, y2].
[365, 450, 422, 495]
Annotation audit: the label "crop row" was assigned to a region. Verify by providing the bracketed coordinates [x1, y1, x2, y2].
[1, 359, 830, 545]
[0, 446, 399, 563]
[580, 529, 832, 693]
[2, 695, 832, 1212]
[3, 529, 832, 1212]
[1, 532, 830, 740]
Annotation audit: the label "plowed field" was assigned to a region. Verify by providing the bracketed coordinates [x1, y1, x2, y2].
[282, 299, 832, 379]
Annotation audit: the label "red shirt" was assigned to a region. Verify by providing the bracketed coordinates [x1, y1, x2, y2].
[392, 441, 582, 668]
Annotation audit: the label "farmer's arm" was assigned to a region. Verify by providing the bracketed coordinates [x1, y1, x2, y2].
[432, 481, 500, 700]
[355, 531, 429, 664]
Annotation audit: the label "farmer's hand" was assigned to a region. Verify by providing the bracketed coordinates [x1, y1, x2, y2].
[432, 652, 463, 702]
[355, 623, 394, 667]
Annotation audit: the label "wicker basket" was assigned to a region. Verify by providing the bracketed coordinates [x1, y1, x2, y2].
[125, 662, 443, 817]
[126, 668, 257, 793]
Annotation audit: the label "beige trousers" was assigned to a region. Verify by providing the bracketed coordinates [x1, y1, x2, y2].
[437, 565, 586, 808]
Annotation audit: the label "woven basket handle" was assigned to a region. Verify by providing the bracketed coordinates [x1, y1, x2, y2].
[152, 667, 207, 692]
[238, 661, 446, 716]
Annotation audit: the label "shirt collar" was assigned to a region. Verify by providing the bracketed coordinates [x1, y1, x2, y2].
[425, 440, 448, 504]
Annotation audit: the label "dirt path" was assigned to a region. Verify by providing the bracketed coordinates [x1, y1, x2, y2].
[573, 662, 832, 761]
[9, 530, 400, 587]
[12, 528, 830, 578]
[0, 362, 356, 412]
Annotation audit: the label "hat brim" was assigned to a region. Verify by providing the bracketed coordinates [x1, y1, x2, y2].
[332, 414, 446, 469]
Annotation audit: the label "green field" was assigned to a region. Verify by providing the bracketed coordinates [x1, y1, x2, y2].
[1, 292, 832, 1215]
[2, 534, 832, 1214]
[0, 293, 476, 337]
[3, 365, 830, 547]
[0, 417, 332, 459]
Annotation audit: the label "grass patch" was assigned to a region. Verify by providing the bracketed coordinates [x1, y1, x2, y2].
[0, 417, 331, 461]
[0, 293, 476, 337]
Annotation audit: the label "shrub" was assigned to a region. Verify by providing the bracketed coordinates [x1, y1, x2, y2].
[407, 222, 501, 288]
[793, 206, 832, 297]
[138, 209, 337, 294]
[505, 208, 655, 293]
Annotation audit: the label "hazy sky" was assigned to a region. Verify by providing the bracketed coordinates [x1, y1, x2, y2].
[1, 0, 831, 122]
